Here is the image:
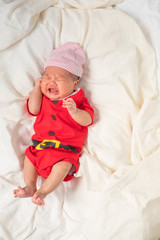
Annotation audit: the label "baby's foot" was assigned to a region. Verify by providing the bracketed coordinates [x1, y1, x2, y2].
[13, 186, 36, 198]
[32, 191, 46, 206]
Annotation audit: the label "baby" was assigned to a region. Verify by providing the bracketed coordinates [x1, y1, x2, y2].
[13, 42, 94, 206]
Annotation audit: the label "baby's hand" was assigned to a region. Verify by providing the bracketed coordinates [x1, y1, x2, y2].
[35, 78, 42, 88]
[62, 98, 78, 116]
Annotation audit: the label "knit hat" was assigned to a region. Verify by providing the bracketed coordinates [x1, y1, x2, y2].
[44, 42, 86, 77]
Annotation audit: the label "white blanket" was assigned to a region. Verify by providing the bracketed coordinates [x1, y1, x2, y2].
[1, 0, 160, 239]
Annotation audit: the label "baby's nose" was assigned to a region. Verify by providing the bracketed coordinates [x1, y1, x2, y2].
[50, 78, 57, 84]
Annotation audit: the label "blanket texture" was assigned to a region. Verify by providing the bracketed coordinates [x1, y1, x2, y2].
[0, 0, 160, 239]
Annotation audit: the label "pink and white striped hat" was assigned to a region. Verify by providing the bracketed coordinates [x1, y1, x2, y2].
[44, 42, 86, 78]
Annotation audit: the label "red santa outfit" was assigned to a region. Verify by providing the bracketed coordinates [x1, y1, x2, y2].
[25, 88, 94, 181]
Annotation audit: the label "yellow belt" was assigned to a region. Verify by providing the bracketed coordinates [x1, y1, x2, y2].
[32, 139, 79, 153]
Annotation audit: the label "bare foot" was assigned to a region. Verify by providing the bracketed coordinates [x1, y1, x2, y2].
[13, 185, 37, 198]
[32, 190, 46, 206]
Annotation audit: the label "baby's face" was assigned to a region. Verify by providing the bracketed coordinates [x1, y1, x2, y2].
[41, 66, 79, 100]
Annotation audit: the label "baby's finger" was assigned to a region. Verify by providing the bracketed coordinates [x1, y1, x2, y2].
[63, 99, 74, 107]
[35, 78, 42, 87]
[62, 103, 74, 110]
[64, 98, 75, 103]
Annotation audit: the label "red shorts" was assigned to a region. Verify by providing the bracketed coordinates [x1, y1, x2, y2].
[25, 146, 80, 181]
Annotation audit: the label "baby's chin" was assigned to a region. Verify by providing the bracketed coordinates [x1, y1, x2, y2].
[44, 92, 61, 101]
[43, 90, 74, 101]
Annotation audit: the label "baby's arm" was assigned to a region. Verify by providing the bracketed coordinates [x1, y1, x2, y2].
[28, 78, 43, 115]
[62, 98, 92, 126]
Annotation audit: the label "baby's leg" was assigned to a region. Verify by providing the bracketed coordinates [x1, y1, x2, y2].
[13, 156, 38, 198]
[32, 161, 72, 206]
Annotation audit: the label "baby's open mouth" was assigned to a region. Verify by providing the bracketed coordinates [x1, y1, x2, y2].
[48, 88, 57, 93]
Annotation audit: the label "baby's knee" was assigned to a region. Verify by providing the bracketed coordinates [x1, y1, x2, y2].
[55, 161, 72, 172]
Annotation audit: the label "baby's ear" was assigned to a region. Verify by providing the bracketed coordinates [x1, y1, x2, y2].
[74, 79, 79, 89]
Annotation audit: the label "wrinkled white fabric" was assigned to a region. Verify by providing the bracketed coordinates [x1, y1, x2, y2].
[60, 0, 124, 9]
[0, 0, 160, 239]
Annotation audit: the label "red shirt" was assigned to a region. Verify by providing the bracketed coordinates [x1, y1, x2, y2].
[27, 88, 94, 152]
